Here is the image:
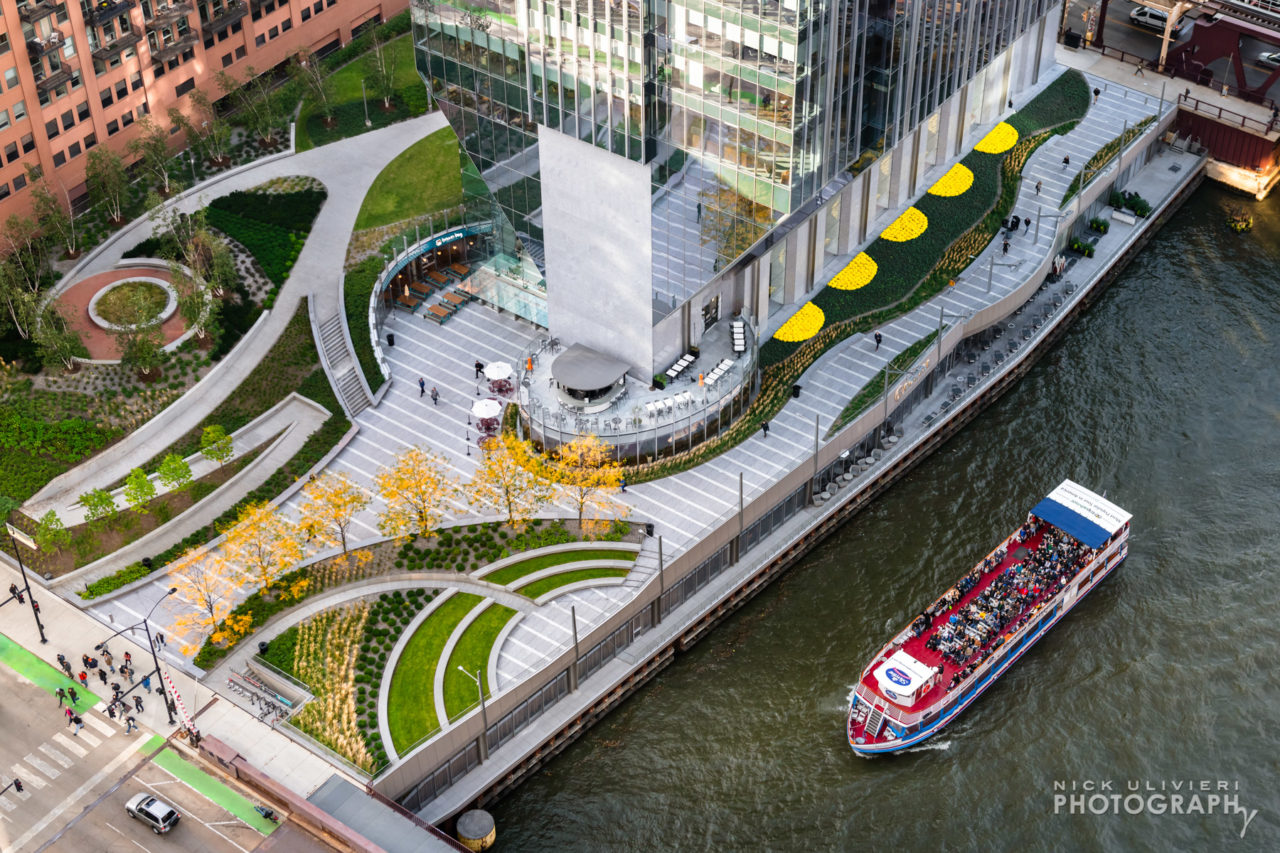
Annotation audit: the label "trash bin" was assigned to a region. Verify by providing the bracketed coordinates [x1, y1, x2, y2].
[387, 333, 396, 347]
[792, 384, 802, 398]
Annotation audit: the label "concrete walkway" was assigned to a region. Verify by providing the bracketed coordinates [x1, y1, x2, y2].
[28, 112, 449, 513]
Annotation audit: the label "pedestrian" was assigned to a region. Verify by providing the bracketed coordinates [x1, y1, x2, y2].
[68, 686, 79, 705]
[123, 663, 134, 683]
[102, 650, 114, 673]
[474, 359, 484, 379]
[430, 386, 439, 405]
[1062, 155, 1070, 170]
[81, 653, 91, 670]
[56, 687, 67, 707]
[97, 668, 107, 686]
[57, 654, 72, 677]
[123, 651, 131, 666]
[125, 715, 137, 734]
[8, 583, 23, 604]
[1134, 62, 1145, 77]
[761, 421, 770, 438]
[65, 707, 74, 723]
[419, 377, 426, 397]
[696, 201, 702, 222]
[72, 714, 83, 735]
[133, 695, 144, 713]
[874, 331, 883, 351]
[155, 632, 165, 650]
[107, 702, 117, 719]
[1092, 87, 1100, 105]
[1002, 239, 1010, 255]
[1024, 217, 1030, 233]
[78, 671, 88, 687]
[111, 682, 122, 699]
[142, 675, 152, 694]
[620, 478, 627, 493]
[1035, 180, 1042, 195]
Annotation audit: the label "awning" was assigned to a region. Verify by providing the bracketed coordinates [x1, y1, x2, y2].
[1031, 479, 1131, 549]
[550, 343, 628, 392]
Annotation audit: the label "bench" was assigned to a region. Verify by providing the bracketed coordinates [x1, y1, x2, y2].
[395, 291, 420, 311]
[450, 263, 471, 278]
[428, 270, 450, 286]
[441, 291, 469, 310]
[425, 304, 452, 324]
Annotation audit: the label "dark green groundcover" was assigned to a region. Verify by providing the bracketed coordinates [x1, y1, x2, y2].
[760, 71, 1089, 367]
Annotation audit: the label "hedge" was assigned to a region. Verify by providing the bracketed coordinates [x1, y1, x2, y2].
[343, 256, 385, 394]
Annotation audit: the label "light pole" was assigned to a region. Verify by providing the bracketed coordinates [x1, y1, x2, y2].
[97, 586, 178, 725]
[4, 524, 47, 644]
[457, 665, 489, 761]
[969, 254, 1022, 293]
[1035, 204, 1067, 244]
[361, 79, 371, 127]
[188, 152, 197, 186]
[936, 307, 970, 367]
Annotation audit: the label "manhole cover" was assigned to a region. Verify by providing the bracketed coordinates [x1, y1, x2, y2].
[1169, 164, 1182, 172]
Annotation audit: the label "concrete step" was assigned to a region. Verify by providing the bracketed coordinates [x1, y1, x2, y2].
[337, 367, 369, 417]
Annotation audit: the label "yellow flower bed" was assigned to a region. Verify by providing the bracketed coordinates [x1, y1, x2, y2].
[830, 252, 878, 291]
[975, 122, 1019, 154]
[773, 302, 825, 342]
[881, 207, 928, 242]
[927, 163, 975, 197]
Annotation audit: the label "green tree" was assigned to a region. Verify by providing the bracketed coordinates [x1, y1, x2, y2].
[217, 67, 285, 146]
[33, 304, 86, 372]
[85, 147, 128, 223]
[107, 287, 167, 377]
[157, 453, 193, 493]
[365, 34, 397, 110]
[290, 47, 336, 123]
[127, 116, 176, 196]
[34, 509, 71, 552]
[79, 488, 117, 530]
[200, 424, 234, 467]
[169, 89, 232, 166]
[27, 165, 78, 258]
[123, 467, 156, 513]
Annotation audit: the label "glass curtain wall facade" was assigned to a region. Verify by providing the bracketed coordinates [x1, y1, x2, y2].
[413, 0, 1057, 330]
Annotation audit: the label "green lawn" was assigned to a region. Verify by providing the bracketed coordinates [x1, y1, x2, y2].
[386, 592, 481, 754]
[442, 604, 518, 721]
[482, 548, 638, 587]
[517, 568, 632, 600]
[354, 128, 465, 230]
[296, 34, 428, 152]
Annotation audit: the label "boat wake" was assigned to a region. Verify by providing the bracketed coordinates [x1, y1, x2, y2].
[904, 740, 951, 753]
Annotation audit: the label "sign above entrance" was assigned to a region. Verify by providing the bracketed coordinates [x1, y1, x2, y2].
[427, 222, 493, 252]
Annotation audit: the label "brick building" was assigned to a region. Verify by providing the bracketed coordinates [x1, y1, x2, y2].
[0, 0, 408, 218]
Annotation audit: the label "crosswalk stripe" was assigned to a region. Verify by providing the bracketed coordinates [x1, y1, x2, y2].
[84, 714, 115, 736]
[51, 733, 88, 758]
[37, 744, 72, 769]
[77, 729, 103, 748]
[0, 775, 30, 801]
[21, 755, 58, 780]
[0, 795, 13, 812]
[10, 766, 44, 789]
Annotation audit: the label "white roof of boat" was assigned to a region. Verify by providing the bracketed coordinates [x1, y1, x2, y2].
[1031, 480, 1131, 548]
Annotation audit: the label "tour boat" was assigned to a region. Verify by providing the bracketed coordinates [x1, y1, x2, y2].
[847, 480, 1130, 755]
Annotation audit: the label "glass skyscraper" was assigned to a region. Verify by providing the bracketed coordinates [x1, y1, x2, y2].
[412, 0, 1061, 372]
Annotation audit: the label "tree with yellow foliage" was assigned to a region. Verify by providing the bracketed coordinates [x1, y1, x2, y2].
[169, 548, 239, 655]
[298, 472, 370, 556]
[551, 434, 623, 531]
[222, 500, 303, 591]
[467, 433, 554, 528]
[374, 445, 460, 541]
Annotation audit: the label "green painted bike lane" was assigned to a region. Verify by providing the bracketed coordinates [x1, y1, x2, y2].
[138, 735, 279, 835]
[0, 633, 103, 711]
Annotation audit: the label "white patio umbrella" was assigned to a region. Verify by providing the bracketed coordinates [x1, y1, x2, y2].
[471, 398, 503, 419]
[483, 361, 514, 381]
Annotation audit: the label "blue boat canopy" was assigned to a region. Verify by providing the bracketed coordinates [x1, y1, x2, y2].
[1031, 480, 1131, 550]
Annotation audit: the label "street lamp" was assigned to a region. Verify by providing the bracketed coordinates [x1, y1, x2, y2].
[456, 665, 489, 761]
[969, 253, 1022, 293]
[936, 306, 970, 367]
[96, 586, 178, 725]
[361, 79, 371, 128]
[4, 524, 48, 644]
[188, 152, 197, 186]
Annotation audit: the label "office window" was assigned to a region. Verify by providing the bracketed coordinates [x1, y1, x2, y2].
[121, 111, 134, 127]
[55, 3, 70, 23]
[116, 80, 128, 99]
[68, 141, 81, 158]
[174, 78, 194, 96]
[3, 68, 16, 90]
[77, 100, 90, 121]
[255, 34, 265, 47]
[231, 20, 241, 33]
[222, 52, 233, 67]
[69, 71, 81, 91]
[0, 110, 8, 131]
[12, 172, 26, 191]
[101, 87, 114, 108]
[61, 109, 75, 131]
[153, 63, 165, 77]
[251, 6, 260, 19]
[12, 100, 24, 120]
[301, 6, 310, 20]
[203, 34, 215, 49]
[235, 45, 246, 59]
[131, 72, 144, 91]
[0, 35, 8, 57]
[83, 132, 96, 149]
[280, 18, 291, 32]
[61, 39, 75, 59]
[313, 1, 321, 11]
[326, 0, 335, 7]
[139, 101, 149, 115]
[52, 150, 67, 167]
[4, 142, 17, 163]
[107, 119, 119, 135]
[21, 134, 34, 153]
[0, 183, 9, 200]
[216, 30, 227, 43]
[268, 26, 278, 39]
[46, 119, 60, 139]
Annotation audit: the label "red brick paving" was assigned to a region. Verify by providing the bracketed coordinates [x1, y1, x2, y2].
[56, 268, 187, 360]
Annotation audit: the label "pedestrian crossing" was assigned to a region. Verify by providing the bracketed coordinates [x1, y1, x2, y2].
[8, 700, 140, 799]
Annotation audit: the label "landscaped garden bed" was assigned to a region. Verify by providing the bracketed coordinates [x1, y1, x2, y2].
[479, 546, 637, 586]
[205, 186, 327, 306]
[442, 603, 517, 720]
[514, 567, 631, 599]
[94, 281, 168, 326]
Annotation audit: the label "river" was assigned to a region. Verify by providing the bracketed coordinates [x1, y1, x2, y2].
[489, 182, 1280, 850]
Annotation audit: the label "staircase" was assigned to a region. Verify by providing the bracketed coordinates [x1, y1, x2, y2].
[316, 312, 373, 418]
[864, 706, 886, 739]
